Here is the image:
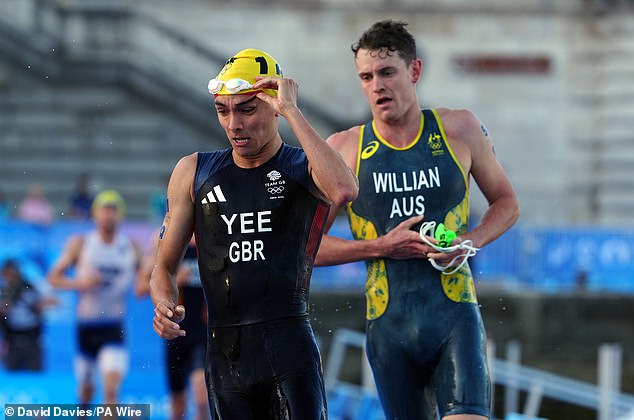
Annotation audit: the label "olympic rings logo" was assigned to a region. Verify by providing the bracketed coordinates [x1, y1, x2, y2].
[267, 186, 284, 194]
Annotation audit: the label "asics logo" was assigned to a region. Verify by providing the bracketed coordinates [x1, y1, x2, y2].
[201, 185, 227, 204]
[361, 140, 379, 159]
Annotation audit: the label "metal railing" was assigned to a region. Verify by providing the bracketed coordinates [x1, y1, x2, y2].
[325, 328, 634, 420]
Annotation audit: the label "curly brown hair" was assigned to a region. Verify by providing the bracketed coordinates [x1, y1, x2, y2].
[351, 20, 417, 65]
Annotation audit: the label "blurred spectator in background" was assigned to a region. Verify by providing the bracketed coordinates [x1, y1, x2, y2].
[0, 259, 57, 371]
[67, 174, 94, 220]
[148, 175, 170, 226]
[18, 184, 54, 225]
[48, 189, 141, 406]
[0, 189, 10, 220]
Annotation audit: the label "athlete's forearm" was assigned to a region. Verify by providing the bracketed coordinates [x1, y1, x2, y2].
[284, 107, 358, 206]
[149, 267, 179, 308]
[467, 195, 520, 249]
[48, 275, 75, 289]
[315, 234, 383, 266]
[48, 270, 82, 291]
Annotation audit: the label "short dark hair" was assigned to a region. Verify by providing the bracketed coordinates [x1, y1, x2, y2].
[351, 20, 417, 64]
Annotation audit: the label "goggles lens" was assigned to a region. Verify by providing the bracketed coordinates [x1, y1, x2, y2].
[208, 79, 223, 94]
[208, 78, 254, 95]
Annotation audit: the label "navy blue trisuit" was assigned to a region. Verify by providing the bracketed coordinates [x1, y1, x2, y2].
[347, 109, 491, 419]
[193, 143, 329, 420]
[165, 245, 207, 395]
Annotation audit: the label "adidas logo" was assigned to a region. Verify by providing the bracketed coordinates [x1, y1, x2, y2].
[201, 185, 227, 204]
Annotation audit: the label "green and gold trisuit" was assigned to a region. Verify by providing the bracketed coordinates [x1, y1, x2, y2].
[347, 109, 490, 418]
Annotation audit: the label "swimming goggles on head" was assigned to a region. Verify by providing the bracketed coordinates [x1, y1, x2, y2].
[208, 78, 254, 95]
[418, 221, 480, 275]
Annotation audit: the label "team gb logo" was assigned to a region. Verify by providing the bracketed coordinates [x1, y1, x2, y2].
[267, 170, 282, 181]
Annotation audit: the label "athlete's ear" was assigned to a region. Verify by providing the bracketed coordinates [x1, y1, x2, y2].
[411, 58, 423, 84]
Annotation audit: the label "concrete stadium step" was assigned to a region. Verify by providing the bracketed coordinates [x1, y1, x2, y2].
[0, 129, 187, 157]
[0, 86, 208, 220]
[599, 191, 634, 211]
[0, 87, 130, 111]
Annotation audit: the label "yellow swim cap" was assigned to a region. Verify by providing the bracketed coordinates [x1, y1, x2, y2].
[208, 48, 283, 97]
[92, 189, 126, 217]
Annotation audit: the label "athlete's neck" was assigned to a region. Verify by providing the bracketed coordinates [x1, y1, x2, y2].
[372, 106, 423, 148]
[98, 228, 116, 244]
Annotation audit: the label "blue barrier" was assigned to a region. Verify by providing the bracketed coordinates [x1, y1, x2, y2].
[519, 227, 634, 293]
[2, 220, 634, 294]
[327, 384, 385, 420]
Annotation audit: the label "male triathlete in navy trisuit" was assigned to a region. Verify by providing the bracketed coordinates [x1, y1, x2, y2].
[150, 48, 358, 420]
[316, 21, 520, 420]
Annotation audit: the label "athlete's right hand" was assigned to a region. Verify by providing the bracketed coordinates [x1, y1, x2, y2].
[381, 215, 430, 259]
[153, 300, 186, 339]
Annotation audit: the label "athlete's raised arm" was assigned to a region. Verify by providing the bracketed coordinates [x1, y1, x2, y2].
[254, 77, 358, 207]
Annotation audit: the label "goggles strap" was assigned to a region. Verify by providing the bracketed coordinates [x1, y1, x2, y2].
[418, 221, 480, 275]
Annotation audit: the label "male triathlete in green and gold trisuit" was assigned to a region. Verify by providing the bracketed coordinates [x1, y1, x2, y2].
[316, 20, 519, 420]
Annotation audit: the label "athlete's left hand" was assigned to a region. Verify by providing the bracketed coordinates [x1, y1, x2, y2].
[426, 236, 466, 265]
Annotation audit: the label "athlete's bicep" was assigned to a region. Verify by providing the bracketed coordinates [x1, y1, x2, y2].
[307, 127, 360, 202]
[467, 120, 515, 203]
[48, 235, 83, 285]
[157, 154, 196, 274]
[54, 236, 83, 270]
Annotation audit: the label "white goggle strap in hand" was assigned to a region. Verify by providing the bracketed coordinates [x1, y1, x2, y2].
[419, 221, 461, 253]
[428, 244, 478, 275]
[418, 221, 480, 274]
